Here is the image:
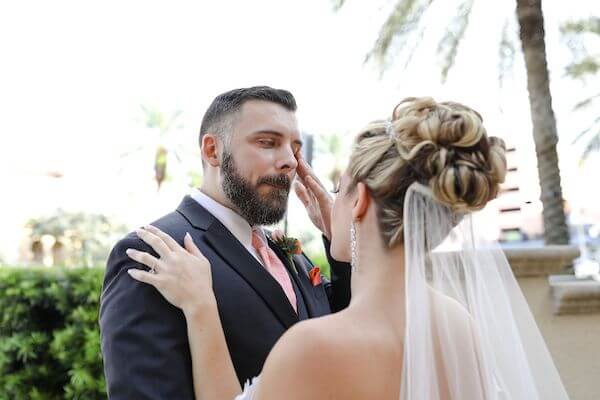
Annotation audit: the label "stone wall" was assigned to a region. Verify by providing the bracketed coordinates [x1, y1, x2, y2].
[505, 246, 600, 400]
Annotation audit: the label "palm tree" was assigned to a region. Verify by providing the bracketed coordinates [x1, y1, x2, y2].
[562, 17, 600, 160]
[334, 0, 570, 244]
[316, 132, 347, 191]
[120, 105, 187, 191]
[140, 105, 184, 190]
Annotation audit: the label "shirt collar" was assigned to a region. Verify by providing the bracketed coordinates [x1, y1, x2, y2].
[190, 188, 266, 249]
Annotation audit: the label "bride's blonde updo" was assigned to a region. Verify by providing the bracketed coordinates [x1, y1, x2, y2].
[347, 97, 507, 248]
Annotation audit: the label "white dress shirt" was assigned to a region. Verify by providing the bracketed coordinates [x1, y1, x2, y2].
[189, 188, 267, 266]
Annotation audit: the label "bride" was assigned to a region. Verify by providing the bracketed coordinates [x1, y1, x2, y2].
[126, 97, 569, 399]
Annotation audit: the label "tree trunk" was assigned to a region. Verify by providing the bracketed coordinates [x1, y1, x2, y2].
[517, 0, 570, 244]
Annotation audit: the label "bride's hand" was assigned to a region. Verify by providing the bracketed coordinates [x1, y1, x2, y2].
[295, 154, 334, 240]
[126, 225, 216, 316]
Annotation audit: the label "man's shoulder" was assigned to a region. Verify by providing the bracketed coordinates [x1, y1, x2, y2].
[105, 205, 206, 272]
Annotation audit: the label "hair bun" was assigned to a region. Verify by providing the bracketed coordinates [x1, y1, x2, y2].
[389, 98, 507, 212]
[348, 96, 508, 248]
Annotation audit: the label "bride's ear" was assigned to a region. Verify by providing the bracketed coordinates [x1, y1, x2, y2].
[201, 134, 221, 167]
[352, 182, 370, 221]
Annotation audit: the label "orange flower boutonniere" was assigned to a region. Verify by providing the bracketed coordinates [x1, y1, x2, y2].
[308, 266, 322, 287]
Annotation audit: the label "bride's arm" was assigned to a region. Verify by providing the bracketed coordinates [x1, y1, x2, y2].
[184, 301, 241, 400]
[126, 225, 241, 400]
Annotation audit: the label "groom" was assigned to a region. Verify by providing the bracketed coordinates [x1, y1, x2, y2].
[100, 86, 352, 399]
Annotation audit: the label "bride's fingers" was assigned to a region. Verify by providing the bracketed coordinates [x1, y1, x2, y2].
[294, 181, 311, 208]
[298, 158, 327, 191]
[296, 157, 317, 184]
[135, 228, 170, 258]
[126, 248, 163, 273]
[183, 233, 205, 259]
[127, 268, 161, 286]
[305, 175, 332, 207]
[298, 175, 320, 205]
[144, 225, 180, 252]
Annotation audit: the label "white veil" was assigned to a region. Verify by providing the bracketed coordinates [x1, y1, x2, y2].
[400, 182, 569, 400]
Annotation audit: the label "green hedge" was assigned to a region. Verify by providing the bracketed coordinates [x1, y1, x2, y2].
[0, 267, 106, 400]
[0, 257, 334, 399]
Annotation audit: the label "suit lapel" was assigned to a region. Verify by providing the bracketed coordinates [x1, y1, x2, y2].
[209, 239, 299, 329]
[177, 196, 299, 328]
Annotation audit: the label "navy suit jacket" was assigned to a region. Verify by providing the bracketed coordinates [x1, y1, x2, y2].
[99, 196, 352, 399]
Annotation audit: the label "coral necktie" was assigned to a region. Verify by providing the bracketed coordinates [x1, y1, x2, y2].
[251, 230, 297, 313]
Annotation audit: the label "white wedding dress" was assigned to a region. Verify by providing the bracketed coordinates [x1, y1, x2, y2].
[232, 183, 569, 400]
[235, 377, 260, 400]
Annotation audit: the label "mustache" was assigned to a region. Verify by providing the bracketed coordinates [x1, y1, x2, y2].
[257, 174, 291, 190]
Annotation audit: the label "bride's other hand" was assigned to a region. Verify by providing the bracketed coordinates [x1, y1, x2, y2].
[295, 154, 333, 240]
[126, 225, 216, 316]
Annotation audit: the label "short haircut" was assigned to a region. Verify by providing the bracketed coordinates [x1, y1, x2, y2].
[199, 86, 297, 147]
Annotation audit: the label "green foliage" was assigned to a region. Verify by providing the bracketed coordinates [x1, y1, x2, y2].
[437, 0, 474, 82]
[366, 0, 435, 71]
[335, 0, 480, 81]
[565, 55, 600, 79]
[0, 261, 337, 399]
[562, 17, 600, 160]
[315, 132, 348, 191]
[304, 251, 331, 279]
[0, 267, 106, 399]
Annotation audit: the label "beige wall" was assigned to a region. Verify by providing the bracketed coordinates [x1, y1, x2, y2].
[518, 277, 600, 400]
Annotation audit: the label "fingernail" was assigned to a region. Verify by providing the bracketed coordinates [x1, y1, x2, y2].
[127, 269, 137, 276]
[126, 248, 133, 255]
[185, 232, 191, 239]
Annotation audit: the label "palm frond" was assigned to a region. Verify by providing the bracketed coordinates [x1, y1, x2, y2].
[561, 17, 599, 79]
[331, 0, 347, 11]
[437, 0, 474, 82]
[582, 131, 600, 160]
[565, 55, 600, 80]
[572, 115, 600, 145]
[118, 145, 146, 159]
[573, 92, 600, 111]
[161, 110, 183, 136]
[366, 0, 435, 70]
[561, 17, 600, 36]
[140, 105, 166, 130]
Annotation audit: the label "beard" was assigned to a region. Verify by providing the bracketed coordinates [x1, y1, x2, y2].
[221, 152, 291, 226]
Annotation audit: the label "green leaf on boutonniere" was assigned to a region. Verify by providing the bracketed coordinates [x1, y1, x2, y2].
[271, 229, 303, 274]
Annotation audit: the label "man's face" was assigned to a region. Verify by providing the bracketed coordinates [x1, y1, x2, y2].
[221, 100, 302, 226]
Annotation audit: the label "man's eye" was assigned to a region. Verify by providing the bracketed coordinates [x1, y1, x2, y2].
[258, 140, 275, 147]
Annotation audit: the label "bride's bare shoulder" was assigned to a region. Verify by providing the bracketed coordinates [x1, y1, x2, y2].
[254, 313, 361, 400]
[428, 286, 479, 342]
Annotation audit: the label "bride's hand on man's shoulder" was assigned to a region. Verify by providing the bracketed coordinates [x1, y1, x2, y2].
[125, 225, 216, 316]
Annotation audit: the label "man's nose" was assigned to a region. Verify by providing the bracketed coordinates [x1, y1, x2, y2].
[276, 146, 299, 172]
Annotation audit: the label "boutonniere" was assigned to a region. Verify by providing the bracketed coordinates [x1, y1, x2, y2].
[308, 266, 322, 287]
[271, 229, 302, 273]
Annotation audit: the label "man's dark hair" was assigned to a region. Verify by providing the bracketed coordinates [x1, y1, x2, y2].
[199, 86, 297, 146]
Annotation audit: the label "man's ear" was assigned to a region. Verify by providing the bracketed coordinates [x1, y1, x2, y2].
[201, 134, 221, 167]
[352, 182, 370, 221]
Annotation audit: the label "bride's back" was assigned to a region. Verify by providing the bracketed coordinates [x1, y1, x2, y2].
[270, 308, 405, 400]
